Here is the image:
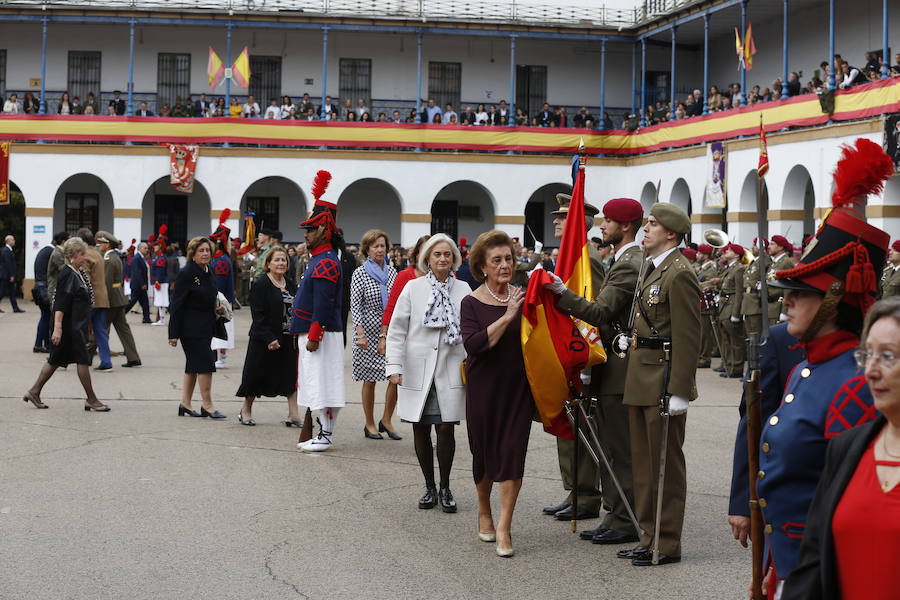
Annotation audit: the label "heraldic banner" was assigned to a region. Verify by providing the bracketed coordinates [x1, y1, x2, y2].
[705, 141, 727, 209]
[0, 141, 9, 206]
[168, 144, 199, 193]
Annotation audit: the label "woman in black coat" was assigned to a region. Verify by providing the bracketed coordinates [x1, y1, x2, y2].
[168, 236, 226, 419]
[23, 237, 109, 411]
[236, 246, 300, 426]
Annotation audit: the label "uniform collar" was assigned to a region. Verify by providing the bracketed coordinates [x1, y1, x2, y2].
[309, 243, 333, 257]
[796, 329, 859, 365]
[614, 241, 639, 262]
[650, 245, 678, 268]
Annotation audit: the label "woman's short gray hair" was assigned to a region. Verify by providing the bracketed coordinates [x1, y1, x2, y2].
[63, 236, 88, 260]
[417, 233, 462, 273]
[862, 297, 900, 343]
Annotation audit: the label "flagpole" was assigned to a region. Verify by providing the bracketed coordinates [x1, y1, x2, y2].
[225, 23, 233, 113]
[740, 0, 747, 105]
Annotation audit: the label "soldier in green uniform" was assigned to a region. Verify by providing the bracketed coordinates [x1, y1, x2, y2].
[510, 237, 543, 288]
[717, 243, 745, 378]
[251, 228, 275, 280]
[617, 203, 700, 566]
[541, 192, 605, 522]
[766, 235, 795, 324]
[546, 197, 644, 545]
[878, 240, 900, 299]
[696, 244, 719, 368]
[740, 238, 765, 340]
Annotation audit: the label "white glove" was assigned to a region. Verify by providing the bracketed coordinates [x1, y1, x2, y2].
[580, 372, 591, 385]
[543, 272, 567, 295]
[668, 395, 690, 415]
[617, 335, 631, 352]
[534, 240, 544, 253]
[730, 316, 740, 323]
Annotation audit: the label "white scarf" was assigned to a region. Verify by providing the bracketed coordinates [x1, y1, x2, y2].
[422, 271, 461, 345]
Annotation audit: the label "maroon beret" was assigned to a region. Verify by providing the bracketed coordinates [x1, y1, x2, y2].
[753, 237, 769, 248]
[771, 235, 791, 250]
[893, 240, 900, 252]
[697, 244, 713, 254]
[602, 198, 643, 222]
[681, 248, 697, 260]
[727, 242, 745, 256]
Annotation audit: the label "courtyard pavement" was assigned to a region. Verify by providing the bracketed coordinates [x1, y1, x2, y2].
[1, 303, 753, 600]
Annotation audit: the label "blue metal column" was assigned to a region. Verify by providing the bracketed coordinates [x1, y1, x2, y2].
[740, 0, 747, 105]
[631, 42, 636, 116]
[225, 23, 233, 111]
[415, 31, 423, 124]
[702, 14, 709, 116]
[640, 38, 646, 127]
[39, 17, 47, 114]
[829, 0, 836, 89]
[509, 35, 516, 126]
[128, 20, 135, 116]
[883, 0, 889, 79]
[782, 0, 789, 96]
[669, 27, 677, 121]
[320, 27, 329, 119]
[599, 39, 607, 130]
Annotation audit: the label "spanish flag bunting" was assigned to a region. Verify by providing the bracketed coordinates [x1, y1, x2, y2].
[734, 27, 744, 69]
[743, 23, 757, 71]
[757, 115, 769, 178]
[232, 47, 251, 89]
[521, 142, 606, 439]
[208, 47, 225, 89]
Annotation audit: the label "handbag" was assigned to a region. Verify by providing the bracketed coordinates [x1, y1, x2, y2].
[213, 292, 231, 341]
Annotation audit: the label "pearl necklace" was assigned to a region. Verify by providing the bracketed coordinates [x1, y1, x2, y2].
[485, 283, 511, 303]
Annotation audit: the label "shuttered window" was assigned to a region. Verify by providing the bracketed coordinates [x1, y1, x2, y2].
[245, 197, 279, 232]
[65, 193, 99, 235]
[249, 55, 282, 108]
[0, 50, 6, 99]
[339, 58, 371, 114]
[67, 51, 101, 107]
[157, 53, 191, 112]
[515, 65, 547, 121]
[428, 62, 461, 114]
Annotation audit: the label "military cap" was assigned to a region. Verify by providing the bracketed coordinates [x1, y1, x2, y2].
[602, 197, 643, 222]
[551, 193, 599, 217]
[726, 242, 745, 256]
[681, 248, 697, 261]
[890, 239, 899, 252]
[697, 244, 713, 255]
[754, 237, 769, 248]
[649, 203, 691, 234]
[95, 232, 111, 244]
[771, 235, 791, 250]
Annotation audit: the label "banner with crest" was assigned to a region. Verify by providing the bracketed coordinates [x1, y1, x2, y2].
[0, 142, 9, 205]
[168, 144, 199, 193]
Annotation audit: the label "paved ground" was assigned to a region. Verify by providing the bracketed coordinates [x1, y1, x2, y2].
[1, 303, 752, 600]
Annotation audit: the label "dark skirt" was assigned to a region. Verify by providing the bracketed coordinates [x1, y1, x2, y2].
[401, 384, 460, 426]
[181, 336, 216, 374]
[236, 334, 298, 398]
[48, 323, 91, 367]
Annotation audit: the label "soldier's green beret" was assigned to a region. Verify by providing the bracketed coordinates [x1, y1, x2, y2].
[650, 203, 691, 235]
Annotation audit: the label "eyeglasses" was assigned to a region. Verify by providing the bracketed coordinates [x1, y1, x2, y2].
[854, 349, 898, 370]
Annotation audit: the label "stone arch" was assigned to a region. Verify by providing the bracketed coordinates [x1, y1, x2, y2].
[4, 181, 27, 288]
[781, 164, 815, 243]
[524, 182, 572, 247]
[639, 181, 657, 212]
[140, 177, 211, 249]
[737, 170, 769, 241]
[239, 176, 307, 245]
[670, 178, 691, 217]
[337, 178, 403, 246]
[53, 173, 114, 236]
[431, 180, 496, 245]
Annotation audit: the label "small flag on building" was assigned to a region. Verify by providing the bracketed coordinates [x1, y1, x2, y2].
[743, 23, 757, 71]
[231, 47, 251, 89]
[734, 27, 744, 69]
[758, 116, 769, 178]
[168, 144, 199, 193]
[0, 142, 9, 206]
[208, 47, 225, 89]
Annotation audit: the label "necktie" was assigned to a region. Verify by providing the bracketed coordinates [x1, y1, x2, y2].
[645, 261, 656, 278]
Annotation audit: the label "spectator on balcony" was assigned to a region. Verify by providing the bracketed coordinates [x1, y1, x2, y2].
[374, 112, 385, 122]
[708, 85, 723, 112]
[330, 111, 340, 121]
[536, 103, 553, 126]
[424, 98, 441, 124]
[305, 108, 317, 121]
[360, 111, 373, 123]
[732, 95, 743, 108]
[22, 92, 39, 114]
[759, 86, 772, 102]
[353, 98, 369, 120]
[431, 113, 442, 124]
[720, 96, 732, 111]
[475, 103, 488, 126]
[497, 99, 510, 124]
[487, 104, 498, 125]
[84, 92, 100, 117]
[514, 107, 527, 126]
[291, 93, 306, 116]
[194, 93, 210, 117]
[602, 111, 612, 130]
[392, 110, 401, 123]
[318, 95, 338, 119]
[242, 95, 261, 118]
[449, 114, 459, 125]
[674, 104, 686, 120]
[347, 111, 358, 122]
[3, 93, 22, 114]
[556, 106, 568, 127]
[57, 92, 73, 115]
[172, 96, 188, 117]
[71, 96, 83, 114]
[264, 98, 280, 119]
[442, 103, 457, 125]
[864, 52, 880, 73]
[213, 106, 224, 118]
[839, 62, 865, 88]
[651, 100, 667, 124]
[685, 90, 702, 117]
[228, 97, 241, 118]
[460, 106, 475, 125]
[160, 104, 171, 117]
[786, 72, 802, 97]
[109, 90, 125, 115]
[283, 107, 297, 120]
[134, 101, 154, 117]
[573, 106, 588, 127]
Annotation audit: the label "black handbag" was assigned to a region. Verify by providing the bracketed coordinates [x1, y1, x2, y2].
[213, 316, 228, 341]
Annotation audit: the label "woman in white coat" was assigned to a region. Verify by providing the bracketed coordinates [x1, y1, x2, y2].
[386, 234, 471, 513]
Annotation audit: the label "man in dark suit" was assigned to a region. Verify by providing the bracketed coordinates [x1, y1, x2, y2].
[0, 234, 24, 312]
[32, 238, 56, 351]
[109, 90, 126, 116]
[317, 95, 338, 120]
[193, 93, 210, 117]
[134, 101, 154, 117]
[537, 103, 554, 127]
[98, 232, 142, 367]
[125, 242, 151, 322]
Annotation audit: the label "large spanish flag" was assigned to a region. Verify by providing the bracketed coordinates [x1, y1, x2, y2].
[208, 47, 225, 89]
[232, 47, 251, 89]
[521, 148, 606, 439]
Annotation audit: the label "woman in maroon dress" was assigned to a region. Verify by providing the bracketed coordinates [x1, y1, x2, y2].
[460, 230, 533, 558]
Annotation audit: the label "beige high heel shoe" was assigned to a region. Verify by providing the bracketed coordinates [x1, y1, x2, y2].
[496, 532, 514, 557]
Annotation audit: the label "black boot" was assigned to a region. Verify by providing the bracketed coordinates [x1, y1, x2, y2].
[438, 487, 457, 513]
[418, 484, 437, 509]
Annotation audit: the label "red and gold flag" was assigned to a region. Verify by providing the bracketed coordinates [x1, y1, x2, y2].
[757, 116, 769, 178]
[168, 144, 199, 193]
[0, 142, 8, 205]
[208, 47, 226, 89]
[521, 147, 606, 439]
[743, 23, 757, 71]
[231, 47, 251, 89]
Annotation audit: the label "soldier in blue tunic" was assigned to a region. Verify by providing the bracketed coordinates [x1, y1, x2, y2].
[754, 138, 891, 598]
[290, 171, 346, 452]
[210, 209, 236, 368]
[149, 225, 169, 326]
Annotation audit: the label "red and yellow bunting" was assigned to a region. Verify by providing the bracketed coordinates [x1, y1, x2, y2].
[0, 78, 896, 154]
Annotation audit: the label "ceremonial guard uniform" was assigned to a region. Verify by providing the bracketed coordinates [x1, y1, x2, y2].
[766, 235, 795, 325]
[210, 210, 236, 368]
[879, 240, 900, 298]
[696, 245, 719, 368]
[149, 225, 169, 325]
[740, 243, 764, 339]
[717, 245, 745, 377]
[554, 197, 644, 544]
[755, 138, 889, 597]
[290, 171, 346, 452]
[621, 203, 700, 566]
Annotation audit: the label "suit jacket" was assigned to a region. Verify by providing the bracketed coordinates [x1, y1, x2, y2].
[134, 109, 155, 117]
[780, 416, 886, 600]
[168, 261, 217, 340]
[557, 244, 642, 396]
[249, 273, 298, 344]
[193, 100, 209, 115]
[130, 253, 148, 289]
[623, 249, 701, 406]
[728, 322, 804, 516]
[0, 245, 16, 280]
[718, 261, 745, 321]
[47, 246, 65, 299]
[110, 98, 126, 115]
[83, 247, 109, 308]
[104, 250, 127, 307]
[317, 103, 338, 117]
[33, 245, 53, 288]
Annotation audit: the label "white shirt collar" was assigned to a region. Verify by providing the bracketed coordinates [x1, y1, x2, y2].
[650, 245, 678, 268]
[614, 240, 639, 262]
[104, 249, 116, 258]
[772, 252, 785, 262]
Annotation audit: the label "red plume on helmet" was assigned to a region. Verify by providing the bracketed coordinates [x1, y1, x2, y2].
[830, 138, 894, 212]
[300, 170, 338, 239]
[155, 224, 168, 253]
[312, 170, 332, 201]
[210, 208, 232, 243]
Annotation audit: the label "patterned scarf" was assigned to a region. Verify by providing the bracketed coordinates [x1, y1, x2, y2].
[70, 264, 94, 306]
[423, 271, 460, 345]
[363, 257, 390, 310]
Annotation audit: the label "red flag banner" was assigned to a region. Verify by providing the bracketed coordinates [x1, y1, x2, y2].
[758, 116, 769, 178]
[168, 144, 199, 193]
[521, 152, 606, 439]
[0, 141, 8, 205]
[743, 23, 757, 71]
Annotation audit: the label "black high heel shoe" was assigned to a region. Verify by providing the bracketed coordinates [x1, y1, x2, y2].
[364, 426, 384, 440]
[418, 485, 438, 510]
[438, 487, 457, 513]
[178, 404, 201, 417]
[201, 407, 226, 419]
[378, 420, 403, 440]
[84, 402, 111, 412]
